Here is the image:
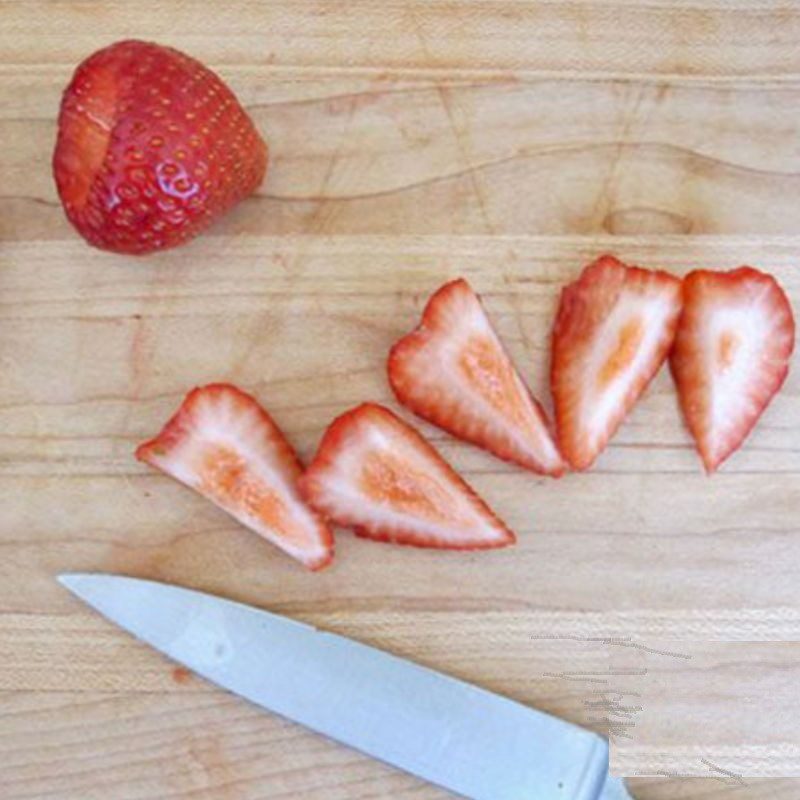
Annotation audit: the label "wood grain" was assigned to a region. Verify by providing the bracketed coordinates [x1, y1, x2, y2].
[611, 641, 800, 777]
[1, 1, 799, 798]
[6, 72, 800, 241]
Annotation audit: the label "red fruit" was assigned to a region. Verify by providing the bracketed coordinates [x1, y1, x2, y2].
[299, 403, 515, 550]
[53, 40, 267, 254]
[551, 255, 683, 470]
[670, 267, 795, 472]
[136, 384, 333, 570]
[388, 279, 565, 476]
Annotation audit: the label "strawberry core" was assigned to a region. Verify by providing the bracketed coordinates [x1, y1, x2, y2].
[200, 445, 298, 542]
[598, 319, 644, 387]
[360, 452, 452, 523]
[460, 336, 525, 425]
[717, 331, 739, 371]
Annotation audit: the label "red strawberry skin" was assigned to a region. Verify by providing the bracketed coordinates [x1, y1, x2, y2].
[670, 267, 795, 472]
[53, 40, 267, 254]
[389, 279, 565, 476]
[299, 403, 515, 550]
[551, 255, 683, 471]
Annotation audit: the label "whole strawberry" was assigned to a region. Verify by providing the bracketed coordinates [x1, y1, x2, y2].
[53, 40, 267, 254]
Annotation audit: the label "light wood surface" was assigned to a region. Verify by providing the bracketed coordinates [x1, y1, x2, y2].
[2, 2, 799, 798]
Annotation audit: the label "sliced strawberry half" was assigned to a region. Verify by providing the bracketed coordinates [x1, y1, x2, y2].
[551, 255, 683, 470]
[299, 403, 515, 550]
[388, 279, 564, 476]
[136, 384, 333, 570]
[670, 267, 795, 472]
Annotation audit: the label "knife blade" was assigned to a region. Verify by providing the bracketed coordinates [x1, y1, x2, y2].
[59, 573, 632, 800]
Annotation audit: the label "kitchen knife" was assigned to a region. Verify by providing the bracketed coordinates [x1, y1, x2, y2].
[59, 573, 633, 800]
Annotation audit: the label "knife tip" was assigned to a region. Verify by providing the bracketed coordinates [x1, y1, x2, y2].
[57, 572, 95, 591]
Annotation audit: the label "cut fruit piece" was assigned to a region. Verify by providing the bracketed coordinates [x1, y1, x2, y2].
[670, 267, 795, 472]
[299, 403, 515, 550]
[136, 384, 333, 570]
[388, 279, 564, 476]
[551, 255, 683, 470]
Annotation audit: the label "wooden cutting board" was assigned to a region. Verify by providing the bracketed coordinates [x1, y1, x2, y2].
[2, 2, 799, 798]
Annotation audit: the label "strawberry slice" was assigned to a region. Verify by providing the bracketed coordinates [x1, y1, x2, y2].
[299, 403, 515, 550]
[388, 279, 564, 476]
[136, 384, 333, 570]
[670, 267, 795, 472]
[551, 255, 683, 470]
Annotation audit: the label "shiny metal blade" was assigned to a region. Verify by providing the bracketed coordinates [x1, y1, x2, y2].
[59, 573, 620, 800]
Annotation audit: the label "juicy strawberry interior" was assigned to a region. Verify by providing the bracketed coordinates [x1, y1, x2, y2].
[716, 330, 739, 371]
[55, 61, 119, 212]
[197, 443, 301, 545]
[300, 402, 514, 549]
[552, 256, 683, 470]
[360, 451, 456, 525]
[598, 318, 644, 388]
[703, 305, 775, 446]
[459, 335, 525, 427]
[671, 267, 795, 472]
